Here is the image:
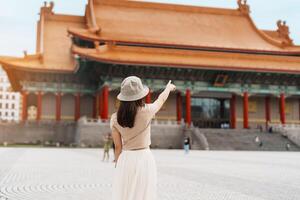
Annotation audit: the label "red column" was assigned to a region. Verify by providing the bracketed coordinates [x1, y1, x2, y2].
[98, 91, 102, 119]
[21, 91, 28, 121]
[56, 92, 61, 122]
[176, 92, 182, 124]
[230, 94, 236, 129]
[185, 89, 191, 127]
[265, 96, 271, 128]
[243, 92, 249, 129]
[145, 91, 152, 104]
[280, 93, 286, 124]
[74, 93, 81, 121]
[299, 99, 300, 121]
[92, 95, 97, 119]
[36, 91, 42, 121]
[102, 85, 109, 120]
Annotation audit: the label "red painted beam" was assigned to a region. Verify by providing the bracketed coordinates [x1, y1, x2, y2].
[185, 89, 191, 127]
[176, 92, 182, 124]
[265, 96, 271, 128]
[98, 91, 102, 119]
[145, 90, 152, 104]
[102, 86, 109, 120]
[299, 99, 300, 121]
[243, 92, 249, 129]
[56, 92, 61, 122]
[280, 93, 286, 124]
[230, 94, 236, 129]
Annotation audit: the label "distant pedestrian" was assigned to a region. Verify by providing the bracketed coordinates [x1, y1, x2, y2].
[255, 136, 263, 147]
[268, 124, 273, 133]
[259, 125, 263, 132]
[102, 133, 113, 162]
[286, 143, 291, 151]
[184, 137, 190, 154]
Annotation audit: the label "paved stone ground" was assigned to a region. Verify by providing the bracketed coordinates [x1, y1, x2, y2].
[0, 148, 300, 200]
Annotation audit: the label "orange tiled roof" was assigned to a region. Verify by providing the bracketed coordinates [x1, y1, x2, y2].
[1, 0, 300, 74]
[68, 0, 298, 53]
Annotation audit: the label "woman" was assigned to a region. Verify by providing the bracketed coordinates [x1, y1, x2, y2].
[110, 76, 176, 200]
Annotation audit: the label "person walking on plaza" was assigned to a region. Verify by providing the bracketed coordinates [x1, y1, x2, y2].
[183, 136, 191, 154]
[102, 133, 113, 162]
[110, 76, 176, 200]
[254, 136, 263, 148]
[286, 143, 291, 151]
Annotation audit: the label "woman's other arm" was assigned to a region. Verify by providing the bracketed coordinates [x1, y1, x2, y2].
[112, 127, 122, 167]
[110, 114, 122, 167]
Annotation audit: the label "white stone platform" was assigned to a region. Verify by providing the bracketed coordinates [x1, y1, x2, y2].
[0, 148, 299, 200]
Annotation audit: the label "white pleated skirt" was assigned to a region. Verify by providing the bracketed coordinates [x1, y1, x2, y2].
[112, 148, 157, 200]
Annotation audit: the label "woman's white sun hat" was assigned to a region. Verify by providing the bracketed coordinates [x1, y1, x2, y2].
[117, 76, 149, 101]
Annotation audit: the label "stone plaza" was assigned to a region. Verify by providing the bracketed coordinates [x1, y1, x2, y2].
[0, 148, 299, 200]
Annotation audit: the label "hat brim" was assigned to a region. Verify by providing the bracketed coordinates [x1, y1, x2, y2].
[117, 85, 149, 101]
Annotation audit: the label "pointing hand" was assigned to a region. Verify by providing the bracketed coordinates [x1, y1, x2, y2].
[166, 80, 176, 91]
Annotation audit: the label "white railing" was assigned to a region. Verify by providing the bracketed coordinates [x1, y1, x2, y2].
[78, 116, 184, 126]
[268, 123, 300, 136]
[270, 123, 300, 129]
[78, 116, 108, 125]
[0, 119, 76, 125]
[269, 123, 300, 147]
[151, 119, 181, 126]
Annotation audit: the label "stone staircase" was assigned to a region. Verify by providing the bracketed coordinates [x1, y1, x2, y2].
[190, 128, 209, 150]
[192, 128, 300, 151]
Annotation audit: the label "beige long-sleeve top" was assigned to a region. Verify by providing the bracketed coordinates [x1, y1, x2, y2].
[110, 87, 171, 150]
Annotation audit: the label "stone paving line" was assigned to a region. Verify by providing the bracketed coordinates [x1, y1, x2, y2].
[0, 148, 300, 200]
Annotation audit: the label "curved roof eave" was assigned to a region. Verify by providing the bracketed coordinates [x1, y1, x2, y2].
[68, 28, 300, 56]
[71, 44, 300, 74]
[0, 55, 75, 73]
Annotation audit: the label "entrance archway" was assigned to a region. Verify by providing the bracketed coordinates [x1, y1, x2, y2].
[184, 97, 230, 128]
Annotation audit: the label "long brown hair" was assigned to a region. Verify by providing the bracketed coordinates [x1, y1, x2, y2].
[117, 98, 145, 128]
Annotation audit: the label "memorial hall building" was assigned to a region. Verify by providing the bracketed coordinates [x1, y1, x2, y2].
[1, 0, 300, 130]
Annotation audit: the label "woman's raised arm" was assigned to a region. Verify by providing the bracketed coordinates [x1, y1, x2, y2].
[150, 80, 176, 115]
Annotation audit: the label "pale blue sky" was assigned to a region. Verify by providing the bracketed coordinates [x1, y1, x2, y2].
[0, 0, 299, 56]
